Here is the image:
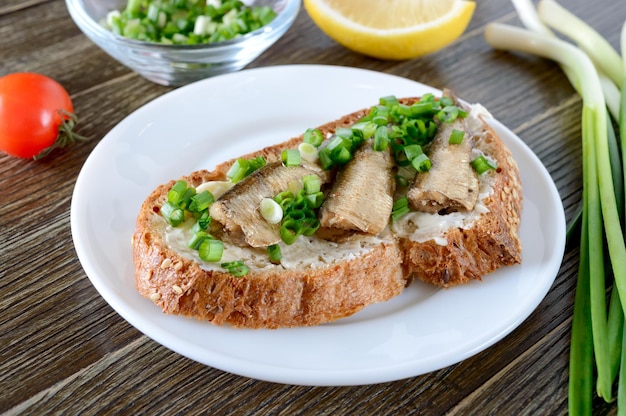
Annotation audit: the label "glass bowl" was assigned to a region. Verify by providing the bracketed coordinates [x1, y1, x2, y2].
[66, 0, 300, 86]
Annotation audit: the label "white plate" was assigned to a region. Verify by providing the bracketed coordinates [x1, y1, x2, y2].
[71, 65, 565, 386]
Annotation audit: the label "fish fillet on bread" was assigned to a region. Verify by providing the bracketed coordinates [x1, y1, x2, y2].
[132, 93, 522, 329]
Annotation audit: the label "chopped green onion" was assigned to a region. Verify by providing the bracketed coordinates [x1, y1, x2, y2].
[303, 128, 324, 147]
[188, 230, 212, 250]
[189, 190, 214, 212]
[168, 180, 188, 204]
[227, 158, 250, 183]
[221, 260, 249, 277]
[449, 129, 465, 144]
[374, 125, 389, 151]
[404, 144, 424, 161]
[318, 147, 333, 170]
[305, 192, 325, 209]
[226, 156, 266, 183]
[352, 121, 377, 138]
[260, 197, 283, 224]
[298, 142, 318, 163]
[410, 102, 436, 116]
[380, 95, 399, 107]
[411, 154, 432, 173]
[198, 239, 224, 262]
[333, 146, 353, 164]
[104, 0, 277, 45]
[471, 155, 497, 174]
[160, 202, 185, 226]
[267, 244, 282, 264]
[280, 219, 300, 245]
[440, 96, 455, 107]
[437, 106, 460, 123]
[302, 175, 321, 194]
[197, 211, 211, 229]
[392, 197, 410, 221]
[281, 149, 302, 167]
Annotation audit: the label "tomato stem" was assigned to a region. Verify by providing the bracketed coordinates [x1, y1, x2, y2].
[33, 110, 88, 160]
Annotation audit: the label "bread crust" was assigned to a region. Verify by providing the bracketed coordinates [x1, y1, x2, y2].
[132, 97, 522, 328]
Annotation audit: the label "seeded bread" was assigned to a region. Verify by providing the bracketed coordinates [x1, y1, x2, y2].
[132, 97, 522, 328]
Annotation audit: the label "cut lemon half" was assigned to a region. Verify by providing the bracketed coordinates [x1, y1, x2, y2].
[303, 0, 476, 60]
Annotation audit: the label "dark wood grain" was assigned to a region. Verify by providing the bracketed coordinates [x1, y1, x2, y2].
[1, 0, 625, 414]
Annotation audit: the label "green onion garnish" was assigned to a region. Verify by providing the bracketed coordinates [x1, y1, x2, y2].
[280, 219, 300, 245]
[379, 95, 399, 107]
[189, 190, 215, 212]
[167, 180, 188, 204]
[298, 142, 318, 162]
[281, 149, 302, 167]
[437, 105, 460, 123]
[449, 129, 465, 144]
[260, 197, 283, 224]
[411, 153, 432, 173]
[160, 202, 185, 226]
[391, 197, 410, 221]
[471, 155, 497, 175]
[188, 230, 212, 250]
[374, 125, 389, 151]
[302, 175, 321, 194]
[403, 144, 424, 161]
[226, 156, 266, 183]
[303, 128, 324, 147]
[227, 159, 250, 183]
[267, 244, 282, 264]
[221, 260, 249, 277]
[198, 239, 224, 262]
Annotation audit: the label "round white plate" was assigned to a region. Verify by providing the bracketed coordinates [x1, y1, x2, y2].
[71, 65, 565, 386]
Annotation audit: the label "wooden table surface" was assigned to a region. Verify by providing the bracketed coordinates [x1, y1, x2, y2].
[2, 0, 624, 414]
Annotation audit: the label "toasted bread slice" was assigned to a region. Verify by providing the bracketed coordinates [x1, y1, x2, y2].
[132, 96, 522, 328]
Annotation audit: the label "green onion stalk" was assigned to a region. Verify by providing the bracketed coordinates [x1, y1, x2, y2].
[485, 3, 626, 412]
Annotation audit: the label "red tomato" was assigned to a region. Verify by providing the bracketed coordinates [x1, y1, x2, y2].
[0, 72, 80, 159]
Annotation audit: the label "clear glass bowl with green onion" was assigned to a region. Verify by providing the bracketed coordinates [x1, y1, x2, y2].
[66, 0, 300, 86]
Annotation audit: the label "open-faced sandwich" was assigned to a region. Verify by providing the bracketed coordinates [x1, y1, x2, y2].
[132, 91, 522, 329]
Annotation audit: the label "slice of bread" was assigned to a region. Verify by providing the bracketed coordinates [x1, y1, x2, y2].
[132, 96, 522, 328]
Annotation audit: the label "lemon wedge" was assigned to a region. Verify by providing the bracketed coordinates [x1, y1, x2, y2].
[303, 0, 476, 60]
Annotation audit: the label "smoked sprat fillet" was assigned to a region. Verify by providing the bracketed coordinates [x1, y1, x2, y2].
[132, 96, 522, 329]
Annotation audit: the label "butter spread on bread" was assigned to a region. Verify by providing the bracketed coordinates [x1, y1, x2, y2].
[132, 94, 522, 328]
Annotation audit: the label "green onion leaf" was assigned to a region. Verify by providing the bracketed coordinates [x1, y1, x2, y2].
[374, 125, 390, 151]
[168, 180, 188, 204]
[267, 244, 282, 264]
[449, 129, 465, 144]
[404, 144, 424, 161]
[160, 202, 185, 226]
[438, 106, 460, 123]
[260, 197, 283, 224]
[198, 239, 224, 262]
[280, 219, 300, 245]
[189, 190, 215, 212]
[227, 158, 250, 183]
[221, 260, 249, 277]
[392, 197, 410, 221]
[303, 128, 324, 147]
[471, 155, 497, 175]
[282, 149, 302, 167]
[411, 153, 432, 173]
[302, 175, 321, 195]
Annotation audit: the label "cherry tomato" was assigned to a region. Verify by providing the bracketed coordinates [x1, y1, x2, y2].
[0, 72, 83, 159]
